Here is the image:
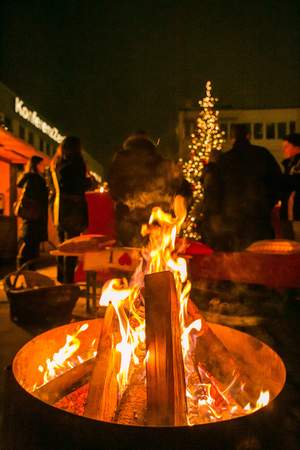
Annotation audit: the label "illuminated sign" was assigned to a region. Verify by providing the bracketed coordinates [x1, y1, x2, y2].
[15, 97, 65, 143]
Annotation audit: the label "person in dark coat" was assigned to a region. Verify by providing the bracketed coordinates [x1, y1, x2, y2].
[107, 133, 191, 247]
[16, 155, 48, 268]
[51, 136, 89, 283]
[279, 133, 300, 241]
[201, 124, 282, 251]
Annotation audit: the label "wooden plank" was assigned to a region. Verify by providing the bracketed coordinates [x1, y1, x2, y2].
[113, 365, 147, 425]
[34, 359, 94, 404]
[84, 304, 119, 421]
[187, 299, 256, 408]
[144, 271, 187, 426]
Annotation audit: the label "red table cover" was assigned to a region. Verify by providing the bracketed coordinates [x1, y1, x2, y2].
[74, 192, 116, 282]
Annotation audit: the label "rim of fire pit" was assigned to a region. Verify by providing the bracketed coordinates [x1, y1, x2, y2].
[12, 319, 286, 429]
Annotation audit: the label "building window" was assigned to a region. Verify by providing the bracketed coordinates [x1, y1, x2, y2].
[184, 119, 195, 137]
[39, 138, 44, 152]
[253, 123, 263, 139]
[277, 122, 287, 139]
[28, 131, 34, 145]
[230, 123, 251, 138]
[19, 125, 25, 140]
[229, 124, 235, 138]
[290, 121, 296, 133]
[266, 123, 275, 139]
[220, 123, 228, 137]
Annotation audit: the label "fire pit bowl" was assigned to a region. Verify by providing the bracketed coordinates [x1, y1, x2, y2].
[3, 319, 286, 450]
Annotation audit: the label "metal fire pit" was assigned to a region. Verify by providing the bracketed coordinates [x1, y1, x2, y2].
[3, 319, 286, 450]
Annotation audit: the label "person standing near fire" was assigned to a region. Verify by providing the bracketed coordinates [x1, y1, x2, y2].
[51, 136, 89, 283]
[16, 155, 48, 268]
[107, 132, 192, 247]
[279, 133, 300, 241]
[201, 124, 282, 251]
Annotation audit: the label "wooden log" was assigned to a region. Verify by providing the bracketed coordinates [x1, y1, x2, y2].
[188, 299, 241, 374]
[34, 359, 94, 405]
[113, 365, 147, 425]
[144, 271, 187, 426]
[84, 304, 119, 421]
[187, 299, 258, 407]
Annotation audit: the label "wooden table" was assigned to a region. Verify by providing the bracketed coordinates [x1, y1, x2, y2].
[190, 251, 300, 289]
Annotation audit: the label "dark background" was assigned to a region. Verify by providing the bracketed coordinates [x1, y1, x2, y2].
[1, 0, 300, 172]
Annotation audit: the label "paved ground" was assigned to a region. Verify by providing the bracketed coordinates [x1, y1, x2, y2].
[0, 263, 299, 449]
[0, 263, 99, 438]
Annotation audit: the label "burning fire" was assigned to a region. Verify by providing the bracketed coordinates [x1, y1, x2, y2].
[32, 323, 96, 391]
[98, 197, 189, 396]
[97, 195, 270, 424]
[35, 195, 270, 425]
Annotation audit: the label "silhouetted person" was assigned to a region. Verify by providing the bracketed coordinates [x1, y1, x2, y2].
[16, 156, 48, 268]
[201, 124, 282, 251]
[107, 133, 190, 246]
[51, 136, 89, 283]
[280, 133, 300, 241]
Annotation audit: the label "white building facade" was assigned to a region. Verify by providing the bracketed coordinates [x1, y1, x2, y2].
[178, 107, 300, 163]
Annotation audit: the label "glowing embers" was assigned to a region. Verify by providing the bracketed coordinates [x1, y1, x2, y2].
[13, 319, 286, 428]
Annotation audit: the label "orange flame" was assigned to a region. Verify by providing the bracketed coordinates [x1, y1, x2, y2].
[98, 194, 270, 423]
[244, 390, 270, 414]
[35, 194, 270, 423]
[34, 323, 94, 391]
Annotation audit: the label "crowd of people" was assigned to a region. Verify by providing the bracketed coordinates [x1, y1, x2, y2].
[16, 136, 90, 282]
[202, 127, 300, 251]
[14, 127, 300, 284]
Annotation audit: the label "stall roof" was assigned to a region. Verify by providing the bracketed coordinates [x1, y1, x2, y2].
[0, 148, 27, 164]
[0, 127, 49, 164]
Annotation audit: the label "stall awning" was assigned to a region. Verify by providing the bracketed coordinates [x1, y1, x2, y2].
[0, 127, 49, 165]
[0, 148, 27, 164]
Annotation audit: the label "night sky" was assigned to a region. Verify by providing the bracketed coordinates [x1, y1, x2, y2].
[1, 0, 300, 173]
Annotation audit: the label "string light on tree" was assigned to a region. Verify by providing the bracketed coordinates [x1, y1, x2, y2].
[181, 80, 225, 240]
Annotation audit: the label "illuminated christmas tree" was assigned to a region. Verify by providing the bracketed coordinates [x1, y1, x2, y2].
[182, 80, 225, 240]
